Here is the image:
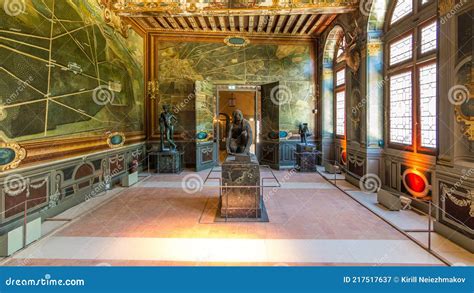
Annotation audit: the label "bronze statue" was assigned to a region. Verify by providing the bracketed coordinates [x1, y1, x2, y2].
[226, 109, 253, 155]
[299, 123, 310, 144]
[159, 104, 177, 151]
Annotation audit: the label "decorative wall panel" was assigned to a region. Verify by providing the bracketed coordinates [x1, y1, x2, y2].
[0, 0, 145, 144]
[154, 37, 315, 137]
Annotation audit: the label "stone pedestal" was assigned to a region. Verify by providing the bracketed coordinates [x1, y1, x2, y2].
[152, 151, 183, 173]
[220, 154, 262, 218]
[295, 143, 319, 172]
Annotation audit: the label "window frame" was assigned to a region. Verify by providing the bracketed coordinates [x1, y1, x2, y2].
[387, 68, 415, 151]
[418, 19, 438, 58]
[388, 0, 414, 28]
[385, 1, 438, 154]
[334, 64, 346, 139]
[415, 60, 438, 155]
[388, 30, 414, 69]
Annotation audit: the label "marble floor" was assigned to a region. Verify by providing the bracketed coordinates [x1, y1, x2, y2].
[330, 179, 474, 266]
[2, 170, 447, 266]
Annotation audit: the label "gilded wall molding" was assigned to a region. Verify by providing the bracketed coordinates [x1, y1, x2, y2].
[0, 142, 27, 171]
[224, 35, 250, 47]
[107, 132, 126, 148]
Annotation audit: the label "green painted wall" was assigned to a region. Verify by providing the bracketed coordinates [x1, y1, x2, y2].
[0, 0, 145, 142]
[156, 40, 315, 136]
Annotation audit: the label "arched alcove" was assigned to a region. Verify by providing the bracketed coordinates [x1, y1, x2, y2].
[365, 0, 388, 147]
[321, 25, 344, 162]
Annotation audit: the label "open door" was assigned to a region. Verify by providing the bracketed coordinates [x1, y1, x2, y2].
[194, 80, 217, 171]
[259, 82, 280, 168]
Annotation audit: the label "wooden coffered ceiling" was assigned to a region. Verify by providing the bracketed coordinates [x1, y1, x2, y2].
[108, 1, 357, 38]
[128, 14, 338, 37]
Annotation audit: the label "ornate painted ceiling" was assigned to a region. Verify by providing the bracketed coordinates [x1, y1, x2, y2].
[105, 0, 357, 37]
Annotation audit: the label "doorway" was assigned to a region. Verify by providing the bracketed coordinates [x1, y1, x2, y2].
[217, 86, 260, 163]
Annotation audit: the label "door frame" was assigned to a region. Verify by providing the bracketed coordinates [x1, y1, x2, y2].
[215, 84, 260, 163]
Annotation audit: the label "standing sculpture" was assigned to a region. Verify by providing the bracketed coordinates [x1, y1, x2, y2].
[159, 104, 177, 151]
[299, 123, 311, 145]
[226, 109, 253, 155]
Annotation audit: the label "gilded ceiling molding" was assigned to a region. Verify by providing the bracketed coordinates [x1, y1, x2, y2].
[111, 0, 357, 16]
[98, 0, 132, 38]
[0, 142, 27, 171]
[439, 0, 455, 16]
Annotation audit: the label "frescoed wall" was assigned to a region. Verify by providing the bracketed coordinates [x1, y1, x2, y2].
[153, 38, 315, 138]
[0, 0, 145, 143]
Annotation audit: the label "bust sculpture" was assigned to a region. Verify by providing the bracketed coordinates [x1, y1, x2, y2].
[226, 109, 253, 155]
[299, 123, 310, 145]
[159, 104, 177, 151]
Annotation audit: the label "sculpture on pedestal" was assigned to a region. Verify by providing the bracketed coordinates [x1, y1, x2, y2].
[159, 104, 177, 151]
[226, 109, 253, 155]
[298, 123, 310, 145]
[221, 109, 263, 219]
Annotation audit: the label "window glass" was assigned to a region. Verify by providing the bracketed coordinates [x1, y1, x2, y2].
[336, 90, 346, 137]
[390, 34, 413, 65]
[420, 21, 437, 54]
[336, 68, 345, 86]
[419, 63, 437, 148]
[389, 71, 413, 145]
[391, 0, 413, 24]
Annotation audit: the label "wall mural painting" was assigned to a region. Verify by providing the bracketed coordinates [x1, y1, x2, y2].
[0, 0, 145, 143]
[454, 10, 473, 144]
[156, 40, 315, 136]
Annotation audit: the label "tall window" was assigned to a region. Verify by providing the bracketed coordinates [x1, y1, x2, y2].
[387, 0, 437, 153]
[335, 67, 345, 137]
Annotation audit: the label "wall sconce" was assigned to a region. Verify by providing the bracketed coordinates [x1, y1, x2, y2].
[147, 80, 158, 100]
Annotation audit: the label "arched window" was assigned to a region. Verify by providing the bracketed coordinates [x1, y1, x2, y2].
[386, 0, 437, 153]
[335, 35, 346, 138]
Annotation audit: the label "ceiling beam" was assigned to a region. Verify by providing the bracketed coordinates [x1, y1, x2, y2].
[316, 14, 337, 35]
[274, 15, 287, 34]
[239, 16, 245, 33]
[292, 14, 307, 34]
[135, 18, 151, 29]
[248, 15, 255, 33]
[257, 15, 266, 33]
[308, 15, 327, 35]
[198, 16, 209, 31]
[187, 16, 200, 30]
[299, 14, 316, 35]
[265, 15, 276, 34]
[283, 15, 297, 34]
[177, 17, 190, 30]
[218, 16, 227, 32]
[229, 16, 236, 32]
[166, 17, 180, 30]
[208, 16, 218, 31]
[146, 17, 161, 28]
[156, 17, 171, 29]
